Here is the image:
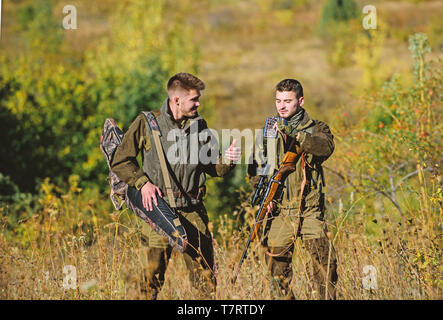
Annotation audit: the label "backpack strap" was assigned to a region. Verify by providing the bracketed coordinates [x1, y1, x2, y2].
[141, 111, 177, 208]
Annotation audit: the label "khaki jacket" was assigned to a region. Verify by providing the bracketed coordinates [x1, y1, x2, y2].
[249, 109, 334, 212]
[111, 99, 234, 207]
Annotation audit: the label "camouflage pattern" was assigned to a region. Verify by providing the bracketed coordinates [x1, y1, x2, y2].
[126, 186, 188, 253]
[100, 118, 128, 210]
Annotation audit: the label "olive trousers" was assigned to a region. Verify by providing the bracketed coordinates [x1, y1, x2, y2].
[264, 205, 338, 300]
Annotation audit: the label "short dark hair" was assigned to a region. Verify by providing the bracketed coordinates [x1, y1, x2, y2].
[167, 72, 205, 93]
[275, 79, 303, 98]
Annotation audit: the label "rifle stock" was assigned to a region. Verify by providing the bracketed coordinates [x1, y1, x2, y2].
[250, 146, 301, 241]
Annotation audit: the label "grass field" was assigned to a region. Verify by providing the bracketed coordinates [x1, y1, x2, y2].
[0, 0, 441, 300]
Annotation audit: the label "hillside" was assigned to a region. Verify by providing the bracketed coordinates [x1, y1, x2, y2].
[0, 0, 441, 300]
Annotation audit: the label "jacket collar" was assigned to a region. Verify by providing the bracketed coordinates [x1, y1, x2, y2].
[274, 107, 314, 130]
[160, 99, 178, 128]
[296, 108, 314, 130]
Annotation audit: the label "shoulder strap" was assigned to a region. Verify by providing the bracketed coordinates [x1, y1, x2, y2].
[141, 111, 177, 208]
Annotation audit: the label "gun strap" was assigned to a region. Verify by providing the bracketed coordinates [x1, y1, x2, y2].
[142, 112, 177, 208]
[295, 152, 307, 237]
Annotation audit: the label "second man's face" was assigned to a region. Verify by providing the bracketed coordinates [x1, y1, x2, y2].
[275, 90, 304, 120]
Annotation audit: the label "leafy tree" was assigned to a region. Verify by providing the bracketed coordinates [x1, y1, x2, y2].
[0, 0, 200, 193]
[335, 34, 441, 219]
[17, 0, 63, 54]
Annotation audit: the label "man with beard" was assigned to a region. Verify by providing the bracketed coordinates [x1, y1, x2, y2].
[111, 72, 240, 299]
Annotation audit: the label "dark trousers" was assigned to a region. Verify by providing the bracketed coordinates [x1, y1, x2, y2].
[139, 203, 216, 299]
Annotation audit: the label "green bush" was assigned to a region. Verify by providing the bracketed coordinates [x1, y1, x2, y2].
[0, 0, 197, 193]
[318, 0, 359, 36]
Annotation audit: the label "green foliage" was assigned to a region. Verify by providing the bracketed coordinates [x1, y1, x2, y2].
[409, 33, 432, 84]
[352, 22, 389, 90]
[318, 0, 363, 70]
[0, 59, 92, 191]
[337, 33, 441, 220]
[17, 0, 63, 53]
[318, 0, 359, 36]
[0, 0, 199, 194]
[0, 173, 37, 241]
[206, 164, 250, 221]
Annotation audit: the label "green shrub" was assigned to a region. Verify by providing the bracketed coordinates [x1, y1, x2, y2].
[318, 0, 359, 36]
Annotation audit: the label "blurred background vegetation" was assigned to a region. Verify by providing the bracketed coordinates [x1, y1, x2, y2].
[0, 0, 441, 299]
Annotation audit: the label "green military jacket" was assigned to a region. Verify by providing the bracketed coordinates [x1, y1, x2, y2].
[111, 99, 234, 208]
[249, 108, 334, 211]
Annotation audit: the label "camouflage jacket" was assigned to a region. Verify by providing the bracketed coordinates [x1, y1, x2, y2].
[111, 99, 235, 208]
[248, 109, 334, 211]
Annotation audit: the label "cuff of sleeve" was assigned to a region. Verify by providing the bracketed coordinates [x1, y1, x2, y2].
[215, 163, 235, 177]
[135, 175, 149, 190]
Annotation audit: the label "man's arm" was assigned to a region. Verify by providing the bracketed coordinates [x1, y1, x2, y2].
[297, 121, 335, 158]
[205, 159, 236, 177]
[111, 114, 163, 211]
[110, 114, 150, 188]
[203, 150, 238, 177]
[199, 120, 240, 177]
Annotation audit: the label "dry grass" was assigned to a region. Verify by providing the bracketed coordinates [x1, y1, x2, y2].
[1, 188, 440, 300]
[1, 0, 441, 300]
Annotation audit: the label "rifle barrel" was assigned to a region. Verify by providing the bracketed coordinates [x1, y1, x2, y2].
[232, 229, 253, 284]
[232, 197, 267, 284]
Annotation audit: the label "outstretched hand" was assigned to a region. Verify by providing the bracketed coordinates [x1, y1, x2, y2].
[224, 138, 241, 163]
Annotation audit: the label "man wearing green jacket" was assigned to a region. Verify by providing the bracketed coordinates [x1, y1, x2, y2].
[248, 78, 338, 300]
[111, 72, 240, 299]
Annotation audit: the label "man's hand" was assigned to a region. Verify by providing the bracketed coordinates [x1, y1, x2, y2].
[224, 138, 241, 163]
[266, 201, 276, 214]
[141, 181, 163, 211]
[257, 201, 276, 214]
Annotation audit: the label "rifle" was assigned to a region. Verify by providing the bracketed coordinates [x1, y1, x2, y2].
[232, 137, 302, 284]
